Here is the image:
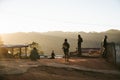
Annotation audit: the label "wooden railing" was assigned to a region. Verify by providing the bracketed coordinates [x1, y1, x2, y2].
[70, 48, 101, 56]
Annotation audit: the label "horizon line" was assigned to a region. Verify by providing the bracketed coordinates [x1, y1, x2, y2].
[0, 29, 120, 34]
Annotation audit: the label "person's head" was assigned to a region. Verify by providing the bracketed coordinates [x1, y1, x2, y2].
[33, 47, 37, 50]
[78, 34, 81, 38]
[105, 35, 107, 39]
[65, 38, 67, 42]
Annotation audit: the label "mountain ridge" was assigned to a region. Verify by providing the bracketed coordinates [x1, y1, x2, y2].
[1, 29, 120, 54]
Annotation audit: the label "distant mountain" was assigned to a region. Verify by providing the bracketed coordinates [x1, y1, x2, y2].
[1, 29, 120, 55]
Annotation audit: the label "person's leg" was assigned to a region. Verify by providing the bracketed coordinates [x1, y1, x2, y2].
[64, 54, 66, 61]
[64, 52, 66, 62]
[66, 52, 69, 62]
[67, 55, 69, 62]
[78, 45, 81, 56]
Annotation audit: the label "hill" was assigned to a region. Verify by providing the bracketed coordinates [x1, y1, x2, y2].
[1, 29, 120, 55]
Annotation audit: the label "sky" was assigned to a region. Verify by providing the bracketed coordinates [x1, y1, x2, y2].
[0, 0, 120, 33]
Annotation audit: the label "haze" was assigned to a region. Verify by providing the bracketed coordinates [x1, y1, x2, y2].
[0, 0, 120, 33]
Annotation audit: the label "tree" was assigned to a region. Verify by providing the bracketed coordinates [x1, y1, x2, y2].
[29, 41, 39, 48]
[0, 35, 8, 58]
[29, 41, 44, 55]
[0, 35, 4, 46]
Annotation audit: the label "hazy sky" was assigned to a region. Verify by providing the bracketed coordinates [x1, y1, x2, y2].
[0, 0, 120, 33]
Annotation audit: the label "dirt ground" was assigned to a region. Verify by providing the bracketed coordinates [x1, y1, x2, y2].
[0, 57, 120, 80]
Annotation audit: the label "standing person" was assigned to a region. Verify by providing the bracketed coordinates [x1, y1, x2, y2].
[77, 34, 83, 56]
[62, 39, 70, 62]
[30, 47, 39, 61]
[102, 35, 108, 58]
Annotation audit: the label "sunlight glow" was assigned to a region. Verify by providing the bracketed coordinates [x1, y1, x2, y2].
[0, 0, 120, 33]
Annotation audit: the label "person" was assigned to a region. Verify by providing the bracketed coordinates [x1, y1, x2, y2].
[102, 35, 108, 58]
[62, 39, 70, 62]
[77, 34, 83, 56]
[50, 50, 55, 59]
[30, 47, 39, 61]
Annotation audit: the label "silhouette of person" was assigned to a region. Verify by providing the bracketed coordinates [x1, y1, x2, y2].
[30, 47, 39, 61]
[102, 35, 108, 58]
[77, 34, 83, 56]
[50, 50, 55, 59]
[62, 39, 70, 62]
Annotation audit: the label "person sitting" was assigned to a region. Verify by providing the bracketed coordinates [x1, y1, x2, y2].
[50, 50, 55, 59]
[30, 47, 39, 61]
